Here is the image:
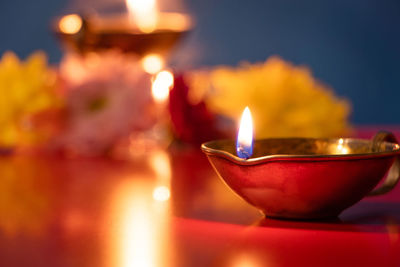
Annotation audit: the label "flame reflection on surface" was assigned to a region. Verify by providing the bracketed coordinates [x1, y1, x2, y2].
[231, 253, 262, 267]
[153, 186, 171, 202]
[149, 149, 171, 182]
[150, 150, 172, 202]
[109, 179, 172, 267]
[109, 149, 173, 267]
[121, 189, 155, 267]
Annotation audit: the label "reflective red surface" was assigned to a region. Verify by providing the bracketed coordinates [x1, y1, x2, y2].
[0, 129, 400, 267]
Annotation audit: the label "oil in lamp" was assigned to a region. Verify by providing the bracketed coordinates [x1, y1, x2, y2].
[202, 107, 400, 220]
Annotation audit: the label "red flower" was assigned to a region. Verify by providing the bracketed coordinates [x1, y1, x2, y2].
[168, 75, 223, 144]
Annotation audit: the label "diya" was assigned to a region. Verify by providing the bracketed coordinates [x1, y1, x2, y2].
[202, 107, 400, 220]
[52, 2, 193, 57]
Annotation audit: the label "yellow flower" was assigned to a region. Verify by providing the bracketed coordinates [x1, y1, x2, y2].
[187, 57, 352, 138]
[0, 51, 59, 147]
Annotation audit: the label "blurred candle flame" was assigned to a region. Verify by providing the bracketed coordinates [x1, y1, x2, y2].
[151, 70, 174, 103]
[59, 14, 82, 34]
[237, 106, 253, 159]
[141, 54, 164, 74]
[126, 0, 158, 33]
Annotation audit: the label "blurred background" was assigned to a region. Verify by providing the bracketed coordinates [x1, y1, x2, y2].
[0, 0, 399, 125]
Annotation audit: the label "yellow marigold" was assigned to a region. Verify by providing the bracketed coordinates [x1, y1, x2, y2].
[187, 57, 352, 138]
[0, 51, 59, 147]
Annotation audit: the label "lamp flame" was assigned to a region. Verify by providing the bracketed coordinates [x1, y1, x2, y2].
[237, 106, 253, 159]
[59, 14, 82, 34]
[126, 0, 158, 33]
[152, 70, 174, 103]
[141, 54, 164, 74]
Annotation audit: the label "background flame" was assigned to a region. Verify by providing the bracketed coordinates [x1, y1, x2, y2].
[152, 70, 174, 103]
[59, 14, 82, 34]
[126, 0, 158, 33]
[141, 54, 164, 74]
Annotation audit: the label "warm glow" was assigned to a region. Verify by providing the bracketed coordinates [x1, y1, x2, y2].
[109, 179, 172, 267]
[117, 183, 156, 267]
[142, 54, 164, 74]
[336, 138, 349, 154]
[153, 186, 171, 202]
[149, 150, 172, 202]
[126, 0, 158, 33]
[386, 219, 399, 244]
[237, 106, 253, 159]
[59, 14, 82, 34]
[157, 13, 192, 31]
[152, 71, 174, 103]
[149, 150, 171, 182]
[231, 253, 262, 267]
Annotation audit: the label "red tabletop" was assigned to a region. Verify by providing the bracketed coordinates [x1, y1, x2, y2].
[0, 128, 399, 267]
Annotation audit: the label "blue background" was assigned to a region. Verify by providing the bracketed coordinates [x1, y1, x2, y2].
[1, 0, 399, 124]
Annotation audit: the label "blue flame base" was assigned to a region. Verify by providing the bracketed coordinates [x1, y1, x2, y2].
[236, 144, 253, 159]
